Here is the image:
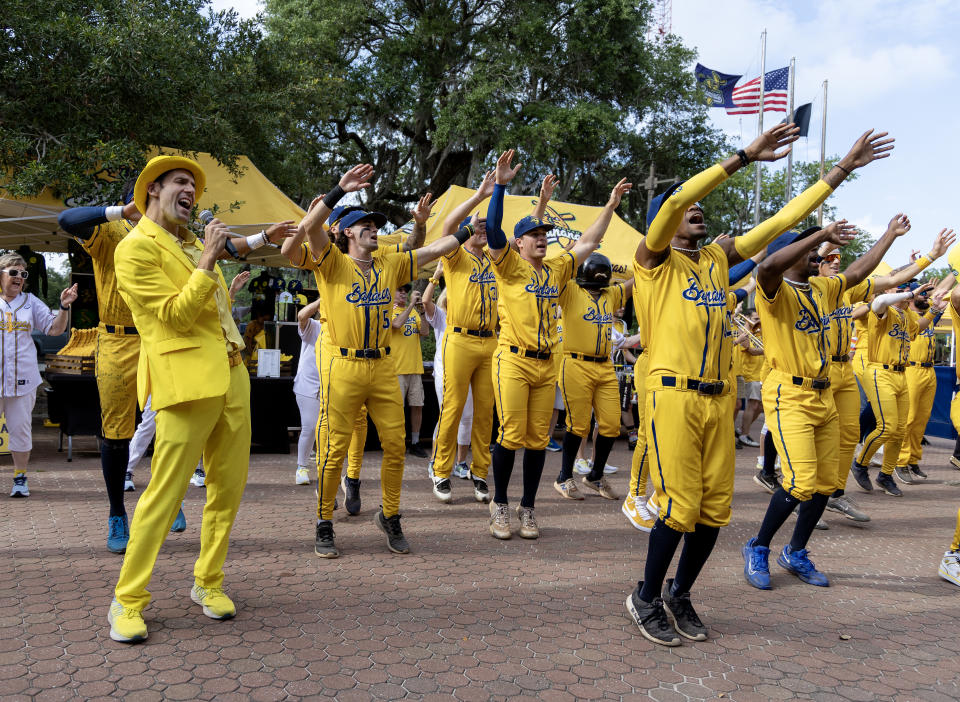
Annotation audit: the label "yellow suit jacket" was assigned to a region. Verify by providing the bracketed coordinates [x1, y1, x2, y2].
[114, 216, 232, 411]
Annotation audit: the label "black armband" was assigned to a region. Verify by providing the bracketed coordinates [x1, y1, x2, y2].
[452, 224, 474, 244]
[322, 185, 346, 210]
[736, 149, 750, 167]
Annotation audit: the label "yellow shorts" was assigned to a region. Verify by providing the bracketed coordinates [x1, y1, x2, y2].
[95, 329, 140, 440]
[492, 347, 559, 451]
[558, 356, 619, 437]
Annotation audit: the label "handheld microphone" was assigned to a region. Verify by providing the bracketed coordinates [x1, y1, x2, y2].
[198, 209, 240, 259]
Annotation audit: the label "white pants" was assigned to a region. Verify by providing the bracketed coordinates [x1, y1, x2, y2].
[0, 391, 36, 452]
[127, 395, 201, 473]
[295, 393, 321, 469]
[433, 362, 473, 446]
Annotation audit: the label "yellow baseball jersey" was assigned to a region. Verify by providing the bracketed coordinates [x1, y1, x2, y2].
[79, 220, 136, 326]
[633, 243, 731, 381]
[908, 310, 936, 364]
[558, 282, 626, 358]
[738, 342, 765, 382]
[311, 241, 418, 351]
[391, 307, 425, 374]
[866, 303, 916, 366]
[852, 305, 870, 356]
[755, 275, 847, 379]
[442, 246, 498, 331]
[825, 277, 872, 358]
[489, 247, 577, 353]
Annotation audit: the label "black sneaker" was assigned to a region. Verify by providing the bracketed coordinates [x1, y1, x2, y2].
[472, 477, 490, 503]
[894, 465, 914, 484]
[851, 462, 873, 492]
[909, 464, 927, 479]
[876, 472, 903, 497]
[661, 578, 707, 641]
[408, 444, 429, 459]
[625, 584, 680, 647]
[376, 510, 410, 554]
[342, 476, 361, 515]
[753, 470, 779, 494]
[432, 477, 452, 503]
[314, 520, 338, 558]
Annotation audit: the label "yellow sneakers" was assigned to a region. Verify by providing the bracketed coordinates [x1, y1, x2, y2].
[108, 599, 147, 643]
[622, 495, 655, 533]
[190, 584, 236, 620]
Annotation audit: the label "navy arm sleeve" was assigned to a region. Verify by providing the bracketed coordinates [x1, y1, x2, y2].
[733, 288, 748, 303]
[728, 258, 757, 286]
[485, 184, 508, 250]
[57, 206, 109, 240]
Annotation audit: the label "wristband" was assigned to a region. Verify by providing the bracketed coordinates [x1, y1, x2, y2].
[915, 255, 932, 271]
[452, 224, 474, 244]
[835, 163, 852, 176]
[105, 206, 124, 222]
[59, 303, 70, 311]
[245, 231, 269, 251]
[736, 149, 750, 167]
[322, 185, 346, 210]
[933, 309, 945, 324]
[428, 278, 440, 285]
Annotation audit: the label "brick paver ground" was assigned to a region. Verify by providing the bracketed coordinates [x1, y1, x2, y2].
[2, 425, 960, 700]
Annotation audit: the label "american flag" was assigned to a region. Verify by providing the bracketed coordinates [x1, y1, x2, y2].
[727, 67, 789, 115]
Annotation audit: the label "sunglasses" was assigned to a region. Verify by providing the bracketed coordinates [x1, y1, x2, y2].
[821, 254, 841, 263]
[2, 269, 28, 279]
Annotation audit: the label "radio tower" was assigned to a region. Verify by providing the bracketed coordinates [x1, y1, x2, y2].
[650, 0, 672, 42]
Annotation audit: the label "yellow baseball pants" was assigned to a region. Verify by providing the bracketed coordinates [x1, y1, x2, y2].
[558, 356, 620, 437]
[627, 353, 650, 499]
[952, 507, 960, 552]
[645, 378, 734, 533]
[315, 328, 367, 479]
[114, 363, 251, 611]
[95, 329, 140, 440]
[431, 332, 495, 479]
[857, 365, 908, 476]
[492, 348, 558, 451]
[828, 361, 861, 492]
[897, 365, 936, 467]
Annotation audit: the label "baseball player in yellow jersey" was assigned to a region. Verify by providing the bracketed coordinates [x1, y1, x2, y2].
[736, 311, 765, 445]
[484, 149, 630, 541]
[429, 172, 499, 504]
[553, 253, 631, 500]
[626, 125, 893, 647]
[940, 289, 960, 587]
[390, 284, 430, 456]
[301, 164, 469, 558]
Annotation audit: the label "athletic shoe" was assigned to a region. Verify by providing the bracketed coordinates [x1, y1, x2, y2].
[573, 458, 592, 475]
[107, 515, 129, 554]
[627, 430, 638, 451]
[472, 477, 490, 503]
[894, 466, 915, 485]
[851, 462, 873, 492]
[951, 456, 960, 471]
[910, 464, 927, 479]
[825, 495, 870, 522]
[625, 586, 680, 647]
[191, 584, 236, 620]
[10, 473, 28, 498]
[753, 470, 779, 494]
[876, 472, 903, 496]
[170, 507, 187, 533]
[777, 545, 829, 587]
[740, 435, 760, 448]
[489, 502, 512, 540]
[453, 462, 470, 479]
[545, 439, 561, 452]
[814, 518, 829, 531]
[190, 467, 206, 488]
[621, 495, 655, 532]
[427, 461, 434, 479]
[869, 445, 884, 467]
[647, 494, 660, 516]
[602, 463, 619, 475]
[515, 505, 539, 539]
[376, 510, 410, 554]
[661, 578, 707, 641]
[342, 476, 361, 514]
[314, 520, 338, 558]
[124, 470, 135, 492]
[295, 467, 310, 485]
[108, 599, 147, 643]
[580, 475, 617, 500]
[938, 550, 960, 587]
[742, 537, 772, 590]
[431, 476, 452, 503]
[554, 478, 583, 500]
[408, 444, 429, 459]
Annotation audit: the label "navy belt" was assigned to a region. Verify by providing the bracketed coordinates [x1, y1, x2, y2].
[831, 354, 849, 362]
[568, 353, 607, 363]
[103, 325, 138, 335]
[910, 361, 934, 368]
[508, 346, 550, 360]
[793, 376, 830, 390]
[882, 364, 906, 372]
[452, 326, 494, 338]
[340, 346, 390, 359]
[660, 376, 725, 395]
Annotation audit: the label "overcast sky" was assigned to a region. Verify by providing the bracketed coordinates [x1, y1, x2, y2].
[212, 0, 954, 266]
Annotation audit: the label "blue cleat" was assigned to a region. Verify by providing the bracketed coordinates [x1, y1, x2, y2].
[778, 545, 829, 587]
[107, 515, 129, 553]
[742, 537, 772, 590]
[545, 439, 561, 453]
[170, 507, 187, 533]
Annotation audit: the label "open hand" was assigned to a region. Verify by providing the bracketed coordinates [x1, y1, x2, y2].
[822, 219, 857, 247]
[339, 164, 374, 192]
[494, 149, 522, 185]
[540, 174, 559, 202]
[229, 270, 251, 297]
[411, 192, 436, 225]
[608, 178, 633, 209]
[266, 220, 297, 243]
[476, 170, 496, 200]
[930, 228, 956, 258]
[60, 284, 79, 308]
[842, 129, 895, 170]
[745, 123, 800, 163]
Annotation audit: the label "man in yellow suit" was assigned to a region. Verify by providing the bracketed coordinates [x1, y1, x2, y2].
[107, 155, 251, 644]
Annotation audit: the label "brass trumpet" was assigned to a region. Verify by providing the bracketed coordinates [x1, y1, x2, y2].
[734, 313, 763, 351]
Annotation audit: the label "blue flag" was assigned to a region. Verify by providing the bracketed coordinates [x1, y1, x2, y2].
[694, 63, 742, 110]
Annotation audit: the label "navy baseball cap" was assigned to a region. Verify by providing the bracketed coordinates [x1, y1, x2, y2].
[327, 205, 364, 227]
[338, 210, 388, 230]
[766, 226, 821, 258]
[514, 215, 554, 237]
[897, 279, 920, 291]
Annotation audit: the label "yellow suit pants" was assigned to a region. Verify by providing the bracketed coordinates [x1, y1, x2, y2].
[828, 361, 861, 492]
[491, 348, 559, 451]
[627, 354, 650, 499]
[857, 365, 908, 476]
[645, 379, 734, 533]
[316, 352, 406, 521]
[95, 331, 140, 440]
[114, 363, 251, 610]
[431, 332, 495, 479]
[897, 365, 936, 467]
[762, 371, 838, 502]
[558, 356, 620, 437]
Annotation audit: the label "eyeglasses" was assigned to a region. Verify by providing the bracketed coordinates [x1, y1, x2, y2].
[2, 269, 28, 279]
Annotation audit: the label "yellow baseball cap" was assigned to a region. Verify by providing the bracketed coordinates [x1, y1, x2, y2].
[134, 155, 206, 215]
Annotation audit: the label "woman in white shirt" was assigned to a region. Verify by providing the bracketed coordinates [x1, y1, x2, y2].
[1, 253, 77, 497]
[294, 297, 323, 486]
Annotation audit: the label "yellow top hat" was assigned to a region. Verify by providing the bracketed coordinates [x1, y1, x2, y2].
[134, 155, 206, 215]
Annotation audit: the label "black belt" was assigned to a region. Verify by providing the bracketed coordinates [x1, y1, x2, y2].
[103, 325, 138, 335]
[910, 361, 934, 368]
[831, 354, 849, 362]
[568, 353, 607, 363]
[792, 376, 830, 390]
[883, 364, 906, 372]
[339, 346, 390, 359]
[452, 326, 494, 338]
[660, 376, 725, 395]
[508, 345, 550, 360]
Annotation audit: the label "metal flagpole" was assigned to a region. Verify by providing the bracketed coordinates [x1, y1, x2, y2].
[785, 57, 795, 204]
[817, 79, 828, 225]
[753, 29, 766, 227]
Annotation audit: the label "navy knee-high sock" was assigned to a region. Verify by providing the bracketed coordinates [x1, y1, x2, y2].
[671, 523, 720, 594]
[638, 519, 684, 602]
[101, 438, 129, 518]
[491, 443, 516, 504]
[755, 487, 800, 548]
[762, 430, 778, 478]
[587, 435, 616, 481]
[557, 432, 582, 483]
[789, 493, 830, 551]
[859, 404, 876, 444]
[520, 448, 545, 508]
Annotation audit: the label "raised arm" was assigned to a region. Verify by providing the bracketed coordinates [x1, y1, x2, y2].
[532, 174, 559, 219]
[58, 201, 139, 238]
[868, 224, 955, 290]
[391, 293, 417, 329]
[422, 260, 442, 319]
[302, 164, 374, 257]
[231, 220, 297, 257]
[297, 295, 323, 331]
[403, 192, 435, 251]
[757, 222, 856, 298]
[570, 179, 632, 262]
[485, 150, 522, 257]
[282, 196, 321, 264]
[46, 285, 79, 336]
[443, 171, 494, 237]
[872, 282, 933, 317]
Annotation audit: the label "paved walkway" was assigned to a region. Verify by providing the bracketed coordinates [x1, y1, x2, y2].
[2, 426, 960, 701]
